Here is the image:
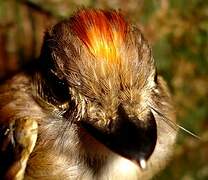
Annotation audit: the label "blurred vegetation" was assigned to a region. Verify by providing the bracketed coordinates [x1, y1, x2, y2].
[0, 0, 207, 179]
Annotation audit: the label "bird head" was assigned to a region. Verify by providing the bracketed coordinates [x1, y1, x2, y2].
[35, 9, 160, 169]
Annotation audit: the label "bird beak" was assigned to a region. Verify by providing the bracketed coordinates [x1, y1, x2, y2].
[81, 105, 157, 169]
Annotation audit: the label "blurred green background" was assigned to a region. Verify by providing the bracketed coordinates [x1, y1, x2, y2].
[0, 0, 207, 179]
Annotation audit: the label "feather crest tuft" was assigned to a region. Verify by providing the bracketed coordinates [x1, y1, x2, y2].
[70, 9, 128, 63]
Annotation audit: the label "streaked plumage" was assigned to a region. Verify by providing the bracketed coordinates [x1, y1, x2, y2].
[0, 9, 177, 180]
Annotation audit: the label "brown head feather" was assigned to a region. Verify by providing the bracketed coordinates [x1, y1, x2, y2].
[0, 9, 177, 180]
[38, 9, 155, 111]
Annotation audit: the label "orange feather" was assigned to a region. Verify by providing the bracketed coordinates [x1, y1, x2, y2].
[70, 9, 128, 63]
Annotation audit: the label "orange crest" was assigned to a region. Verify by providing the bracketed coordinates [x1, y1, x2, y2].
[70, 9, 128, 63]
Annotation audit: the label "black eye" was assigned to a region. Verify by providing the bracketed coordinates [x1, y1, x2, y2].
[37, 69, 70, 106]
[154, 70, 158, 83]
[47, 70, 69, 103]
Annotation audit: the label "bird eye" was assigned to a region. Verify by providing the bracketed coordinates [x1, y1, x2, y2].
[154, 70, 158, 83]
[49, 72, 69, 102]
[39, 70, 70, 106]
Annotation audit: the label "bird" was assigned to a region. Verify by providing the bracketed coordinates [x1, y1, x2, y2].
[0, 9, 177, 180]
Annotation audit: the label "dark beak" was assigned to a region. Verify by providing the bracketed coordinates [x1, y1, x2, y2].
[81, 105, 157, 169]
